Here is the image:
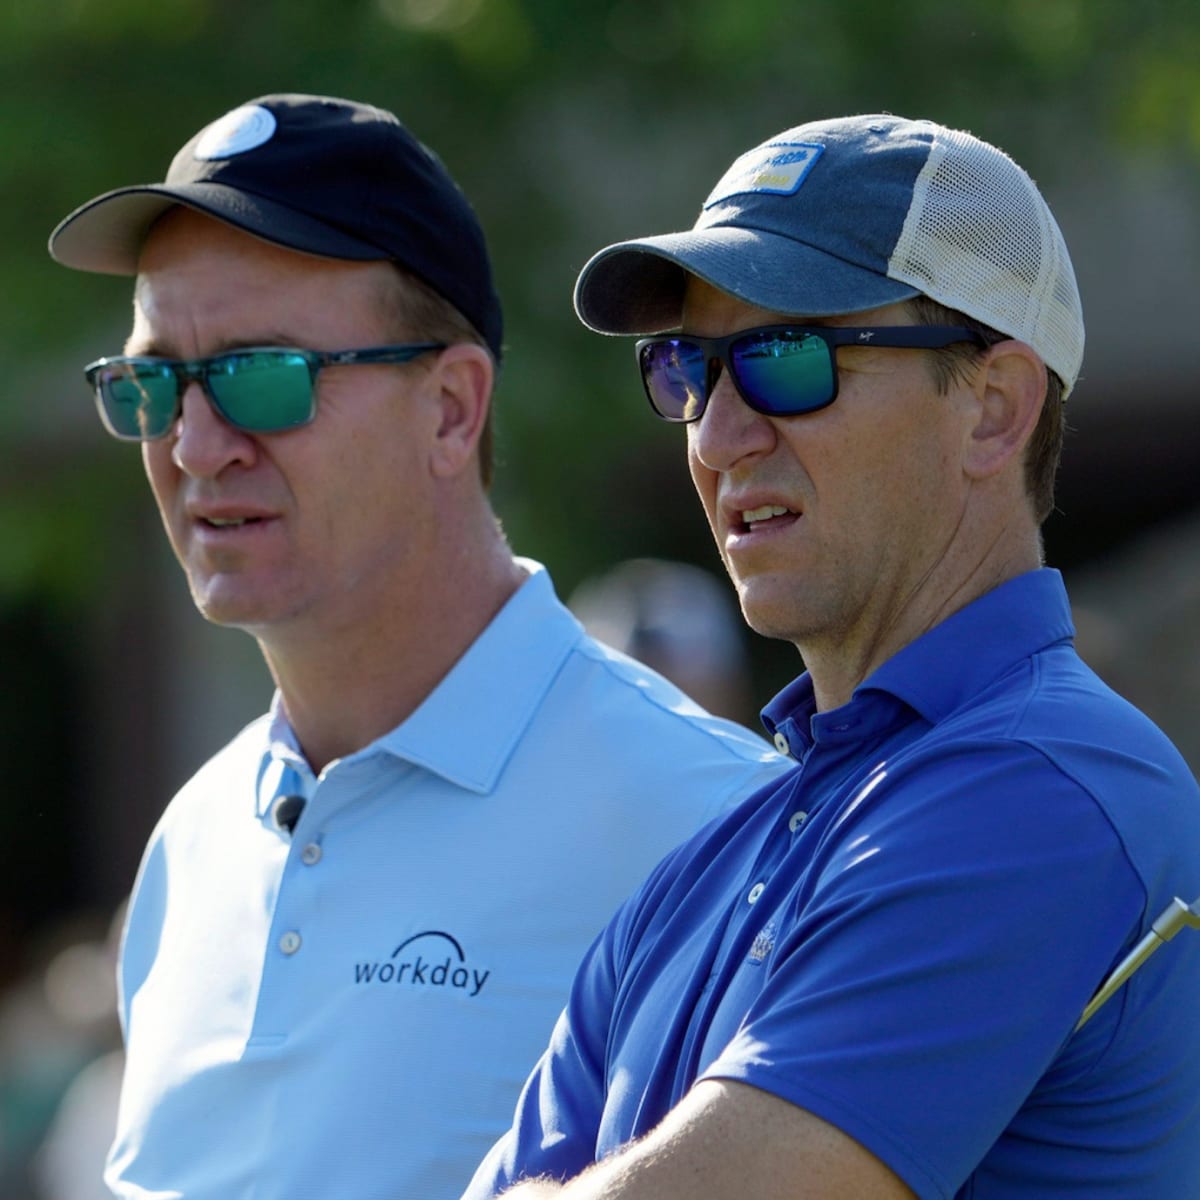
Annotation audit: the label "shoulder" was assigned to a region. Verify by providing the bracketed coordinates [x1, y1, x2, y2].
[1011, 643, 1194, 777]
[1011, 646, 1200, 897]
[516, 633, 787, 830]
[547, 632, 789, 822]
[929, 643, 1200, 849]
[893, 639, 1196, 812]
[481, 560, 785, 783]
[856, 654, 1200, 922]
[564, 631, 782, 765]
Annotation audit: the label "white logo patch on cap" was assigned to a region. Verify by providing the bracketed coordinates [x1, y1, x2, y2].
[194, 104, 277, 161]
[703, 140, 824, 209]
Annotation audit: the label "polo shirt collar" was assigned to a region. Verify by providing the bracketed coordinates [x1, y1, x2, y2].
[762, 569, 1076, 754]
[257, 559, 581, 806]
[373, 558, 579, 792]
[864, 568, 1075, 722]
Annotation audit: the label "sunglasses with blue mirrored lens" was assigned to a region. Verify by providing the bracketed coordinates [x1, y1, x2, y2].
[85, 343, 446, 442]
[635, 324, 987, 423]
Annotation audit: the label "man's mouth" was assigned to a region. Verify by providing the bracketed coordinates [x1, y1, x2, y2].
[739, 504, 796, 532]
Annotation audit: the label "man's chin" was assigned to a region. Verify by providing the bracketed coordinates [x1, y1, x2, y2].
[189, 582, 280, 632]
[733, 579, 805, 645]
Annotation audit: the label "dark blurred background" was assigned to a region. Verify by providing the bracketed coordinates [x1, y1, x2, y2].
[2, 1, 1199, 1193]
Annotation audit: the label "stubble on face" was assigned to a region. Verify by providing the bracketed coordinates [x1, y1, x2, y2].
[680, 277, 974, 684]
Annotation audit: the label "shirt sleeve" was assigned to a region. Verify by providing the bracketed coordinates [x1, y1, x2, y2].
[699, 739, 1147, 1198]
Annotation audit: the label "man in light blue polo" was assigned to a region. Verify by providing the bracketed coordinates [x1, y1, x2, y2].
[466, 115, 1200, 1198]
[46, 93, 786, 1199]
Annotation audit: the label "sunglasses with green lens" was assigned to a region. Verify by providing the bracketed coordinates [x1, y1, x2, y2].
[85, 343, 446, 442]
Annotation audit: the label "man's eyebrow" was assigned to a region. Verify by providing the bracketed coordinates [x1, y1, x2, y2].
[121, 332, 305, 358]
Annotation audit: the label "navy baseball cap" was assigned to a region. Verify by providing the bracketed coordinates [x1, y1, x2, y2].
[49, 93, 504, 361]
[575, 114, 1083, 394]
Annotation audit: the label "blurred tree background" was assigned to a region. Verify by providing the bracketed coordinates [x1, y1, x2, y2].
[2, 2, 1200, 1181]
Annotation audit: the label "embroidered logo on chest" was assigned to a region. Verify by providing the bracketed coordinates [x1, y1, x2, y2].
[748, 920, 777, 964]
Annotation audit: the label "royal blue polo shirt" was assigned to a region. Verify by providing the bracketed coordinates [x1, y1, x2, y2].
[105, 560, 786, 1200]
[468, 569, 1200, 1199]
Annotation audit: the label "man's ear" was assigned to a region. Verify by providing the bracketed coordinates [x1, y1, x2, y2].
[427, 343, 495, 479]
[962, 340, 1047, 482]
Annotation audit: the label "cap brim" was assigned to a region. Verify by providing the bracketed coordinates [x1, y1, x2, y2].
[574, 227, 920, 335]
[48, 182, 388, 275]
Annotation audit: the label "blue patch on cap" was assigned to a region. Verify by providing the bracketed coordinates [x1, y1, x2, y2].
[703, 140, 824, 209]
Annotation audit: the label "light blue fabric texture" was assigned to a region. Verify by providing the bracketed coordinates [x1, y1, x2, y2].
[105, 560, 786, 1200]
[467, 569, 1200, 1200]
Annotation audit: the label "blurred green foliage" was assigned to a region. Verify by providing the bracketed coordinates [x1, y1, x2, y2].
[2, 0, 1200, 980]
[4, 0, 1200, 610]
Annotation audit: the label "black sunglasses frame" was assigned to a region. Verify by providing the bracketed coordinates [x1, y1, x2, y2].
[84, 342, 446, 442]
[635, 324, 989, 423]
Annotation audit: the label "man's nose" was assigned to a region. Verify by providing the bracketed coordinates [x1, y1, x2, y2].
[690, 368, 777, 473]
[169, 382, 257, 478]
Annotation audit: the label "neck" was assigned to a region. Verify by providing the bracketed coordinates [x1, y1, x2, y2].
[258, 509, 525, 772]
[802, 518, 1042, 713]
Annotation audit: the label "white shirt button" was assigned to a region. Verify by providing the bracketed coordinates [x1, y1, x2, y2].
[300, 843, 322, 866]
[279, 931, 302, 955]
[747, 882, 765, 904]
[788, 811, 808, 832]
[773, 732, 790, 755]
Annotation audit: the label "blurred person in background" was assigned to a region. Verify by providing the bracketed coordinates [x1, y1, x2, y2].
[46, 93, 786, 1199]
[466, 114, 1200, 1198]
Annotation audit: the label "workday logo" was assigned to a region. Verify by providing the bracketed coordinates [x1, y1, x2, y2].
[354, 930, 491, 997]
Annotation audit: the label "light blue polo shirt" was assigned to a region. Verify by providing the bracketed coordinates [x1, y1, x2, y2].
[105, 559, 786, 1200]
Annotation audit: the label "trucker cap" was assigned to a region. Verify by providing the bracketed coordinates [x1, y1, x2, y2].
[574, 114, 1082, 393]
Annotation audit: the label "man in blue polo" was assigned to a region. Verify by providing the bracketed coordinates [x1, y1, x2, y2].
[46, 94, 786, 1199]
[465, 115, 1200, 1198]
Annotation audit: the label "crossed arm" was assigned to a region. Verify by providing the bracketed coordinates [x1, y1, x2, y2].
[469, 761, 1144, 1200]
[494, 1078, 915, 1200]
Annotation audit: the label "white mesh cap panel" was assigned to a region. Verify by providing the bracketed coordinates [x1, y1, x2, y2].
[889, 124, 1084, 395]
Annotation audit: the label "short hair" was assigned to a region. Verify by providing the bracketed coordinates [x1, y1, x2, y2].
[904, 295, 1066, 525]
[378, 265, 497, 489]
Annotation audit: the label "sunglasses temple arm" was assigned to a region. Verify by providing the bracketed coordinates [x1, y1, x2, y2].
[1075, 894, 1200, 1031]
